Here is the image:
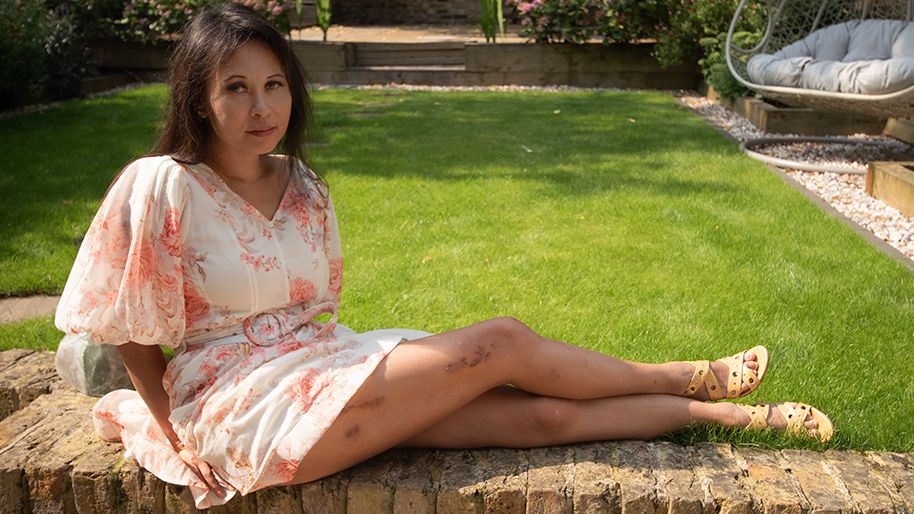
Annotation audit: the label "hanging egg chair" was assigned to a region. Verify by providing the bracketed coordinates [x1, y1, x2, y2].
[726, 0, 914, 119]
[724, 0, 914, 172]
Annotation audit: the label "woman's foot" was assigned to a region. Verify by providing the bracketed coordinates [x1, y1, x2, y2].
[679, 346, 769, 401]
[731, 401, 834, 442]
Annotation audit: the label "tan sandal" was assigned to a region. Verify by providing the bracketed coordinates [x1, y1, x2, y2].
[735, 402, 834, 442]
[684, 345, 769, 401]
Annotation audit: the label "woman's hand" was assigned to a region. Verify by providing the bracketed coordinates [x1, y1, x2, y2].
[175, 443, 228, 498]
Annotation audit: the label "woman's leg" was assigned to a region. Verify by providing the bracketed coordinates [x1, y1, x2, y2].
[285, 317, 754, 485]
[395, 385, 736, 448]
[397, 386, 821, 449]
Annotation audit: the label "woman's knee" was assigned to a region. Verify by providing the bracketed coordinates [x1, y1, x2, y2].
[479, 316, 536, 347]
[527, 396, 576, 438]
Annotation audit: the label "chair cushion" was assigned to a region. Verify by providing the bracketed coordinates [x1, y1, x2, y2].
[746, 19, 914, 94]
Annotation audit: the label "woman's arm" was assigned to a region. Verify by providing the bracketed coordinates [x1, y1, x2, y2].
[115, 342, 181, 449]
[116, 342, 226, 497]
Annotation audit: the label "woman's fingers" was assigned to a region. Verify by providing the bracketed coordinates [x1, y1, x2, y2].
[196, 460, 225, 497]
[178, 448, 225, 497]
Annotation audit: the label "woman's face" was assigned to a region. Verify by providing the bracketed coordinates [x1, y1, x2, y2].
[203, 40, 292, 160]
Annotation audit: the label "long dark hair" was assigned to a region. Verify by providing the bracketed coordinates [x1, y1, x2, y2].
[151, 1, 325, 193]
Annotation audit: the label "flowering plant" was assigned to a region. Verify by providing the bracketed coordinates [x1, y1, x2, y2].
[506, 0, 661, 44]
[117, 0, 292, 43]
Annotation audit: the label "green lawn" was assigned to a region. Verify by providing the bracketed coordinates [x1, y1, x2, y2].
[1, 84, 912, 452]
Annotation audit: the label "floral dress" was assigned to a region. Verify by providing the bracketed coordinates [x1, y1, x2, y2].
[54, 155, 431, 509]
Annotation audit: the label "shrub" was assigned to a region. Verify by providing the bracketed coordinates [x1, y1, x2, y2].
[0, 0, 48, 109]
[116, 0, 293, 43]
[44, 2, 92, 100]
[506, 0, 668, 45]
[506, 0, 767, 97]
[698, 31, 761, 99]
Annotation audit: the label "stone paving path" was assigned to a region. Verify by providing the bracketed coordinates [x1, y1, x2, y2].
[1, 350, 913, 513]
[0, 295, 60, 325]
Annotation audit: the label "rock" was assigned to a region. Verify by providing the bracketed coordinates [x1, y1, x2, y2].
[55, 333, 133, 397]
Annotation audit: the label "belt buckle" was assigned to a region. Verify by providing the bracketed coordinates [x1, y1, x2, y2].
[243, 309, 287, 347]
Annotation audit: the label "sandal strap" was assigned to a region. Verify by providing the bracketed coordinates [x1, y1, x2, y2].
[737, 403, 770, 430]
[684, 360, 708, 397]
[719, 351, 759, 399]
[684, 360, 725, 399]
[776, 403, 811, 434]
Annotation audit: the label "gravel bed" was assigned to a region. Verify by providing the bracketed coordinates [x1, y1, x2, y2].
[679, 94, 914, 264]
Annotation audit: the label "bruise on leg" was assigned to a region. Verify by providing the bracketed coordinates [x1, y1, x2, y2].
[344, 424, 360, 438]
[340, 396, 385, 414]
[445, 344, 493, 373]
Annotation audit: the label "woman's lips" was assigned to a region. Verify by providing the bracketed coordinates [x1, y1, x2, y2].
[247, 127, 276, 137]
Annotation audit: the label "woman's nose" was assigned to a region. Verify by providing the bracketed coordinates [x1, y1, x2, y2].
[251, 91, 270, 116]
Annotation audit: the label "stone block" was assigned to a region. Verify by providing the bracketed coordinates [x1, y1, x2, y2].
[165, 481, 204, 513]
[572, 442, 621, 514]
[71, 441, 134, 514]
[865, 452, 914, 512]
[477, 448, 527, 514]
[735, 447, 807, 513]
[780, 449, 853, 512]
[345, 451, 398, 513]
[0, 349, 34, 372]
[207, 488, 257, 513]
[118, 462, 167, 514]
[300, 472, 346, 514]
[55, 333, 133, 397]
[612, 440, 664, 514]
[825, 450, 896, 514]
[388, 449, 442, 514]
[692, 443, 754, 514]
[437, 449, 486, 513]
[0, 350, 62, 421]
[24, 410, 103, 514]
[256, 486, 303, 514]
[526, 445, 573, 514]
[649, 441, 704, 514]
[0, 390, 97, 514]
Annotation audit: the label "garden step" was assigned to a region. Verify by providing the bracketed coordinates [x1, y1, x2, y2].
[0, 351, 912, 513]
[352, 42, 466, 67]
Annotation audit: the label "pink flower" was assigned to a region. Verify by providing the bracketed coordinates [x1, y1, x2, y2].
[125, 240, 155, 290]
[184, 279, 210, 326]
[289, 277, 317, 304]
[285, 368, 327, 413]
[160, 207, 182, 257]
[272, 5, 283, 15]
[327, 258, 343, 299]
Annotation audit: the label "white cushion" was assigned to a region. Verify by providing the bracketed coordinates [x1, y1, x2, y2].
[746, 19, 914, 94]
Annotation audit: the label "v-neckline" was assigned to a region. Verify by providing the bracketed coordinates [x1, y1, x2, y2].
[198, 158, 294, 224]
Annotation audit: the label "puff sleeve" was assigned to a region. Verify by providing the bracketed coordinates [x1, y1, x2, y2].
[55, 156, 191, 349]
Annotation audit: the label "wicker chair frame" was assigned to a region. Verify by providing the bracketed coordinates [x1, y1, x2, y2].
[725, 0, 914, 118]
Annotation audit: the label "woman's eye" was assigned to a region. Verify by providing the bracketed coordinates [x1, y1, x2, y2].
[267, 81, 285, 89]
[228, 83, 246, 92]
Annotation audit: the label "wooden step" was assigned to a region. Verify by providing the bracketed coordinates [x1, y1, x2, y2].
[867, 161, 914, 216]
[352, 42, 465, 67]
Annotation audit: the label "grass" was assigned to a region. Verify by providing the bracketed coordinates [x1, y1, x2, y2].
[1, 84, 912, 452]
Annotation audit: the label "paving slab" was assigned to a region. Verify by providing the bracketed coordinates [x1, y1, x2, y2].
[0, 295, 60, 324]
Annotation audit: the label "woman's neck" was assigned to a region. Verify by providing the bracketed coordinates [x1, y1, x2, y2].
[205, 146, 276, 184]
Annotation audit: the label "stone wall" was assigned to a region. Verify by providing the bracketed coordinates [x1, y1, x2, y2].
[332, 0, 481, 25]
[2, 349, 914, 513]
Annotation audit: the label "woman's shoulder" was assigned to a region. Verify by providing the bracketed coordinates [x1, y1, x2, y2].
[105, 154, 193, 208]
[276, 154, 328, 199]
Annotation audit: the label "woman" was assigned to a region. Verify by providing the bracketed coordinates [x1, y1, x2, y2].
[55, 2, 833, 509]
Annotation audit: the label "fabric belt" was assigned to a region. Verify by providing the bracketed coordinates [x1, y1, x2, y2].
[183, 301, 338, 350]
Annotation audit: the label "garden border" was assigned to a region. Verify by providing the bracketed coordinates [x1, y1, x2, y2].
[86, 39, 700, 90]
